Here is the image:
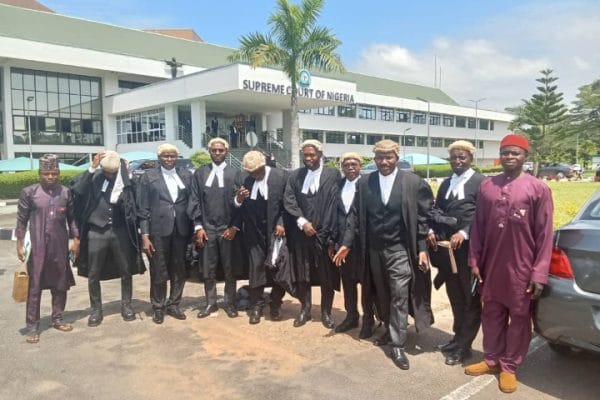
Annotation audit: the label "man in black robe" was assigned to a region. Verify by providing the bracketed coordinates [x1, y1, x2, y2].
[138, 143, 193, 324]
[427, 140, 485, 365]
[234, 151, 288, 324]
[334, 139, 434, 370]
[188, 138, 241, 318]
[283, 140, 340, 329]
[71, 151, 145, 327]
[332, 152, 375, 338]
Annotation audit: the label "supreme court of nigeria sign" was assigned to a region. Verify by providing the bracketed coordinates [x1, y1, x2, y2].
[242, 79, 355, 103]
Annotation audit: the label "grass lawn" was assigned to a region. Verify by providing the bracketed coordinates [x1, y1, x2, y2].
[428, 179, 599, 230]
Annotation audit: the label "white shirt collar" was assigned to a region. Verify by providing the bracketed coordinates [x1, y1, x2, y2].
[301, 164, 323, 194]
[205, 162, 227, 188]
[378, 168, 398, 205]
[445, 168, 475, 200]
[341, 175, 360, 213]
[250, 166, 271, 200]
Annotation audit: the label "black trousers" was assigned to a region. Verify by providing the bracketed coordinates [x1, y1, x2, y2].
[296, 251, 335, 315]
[341, 263, 374, 323]
[369, 243, 412, 348]
[430, 244, 481, 349]
[149, 232, 188, 310]
[201, 225, 236, 306]
[87, 226, 133, 310]
[249, 284, 286, 310]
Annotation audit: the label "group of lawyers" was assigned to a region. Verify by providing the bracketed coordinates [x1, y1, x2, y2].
[16, 133, 553, 394]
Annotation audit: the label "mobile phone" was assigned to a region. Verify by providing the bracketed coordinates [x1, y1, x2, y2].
[470, 276, 478, 296]
[418, 262, 428, 273]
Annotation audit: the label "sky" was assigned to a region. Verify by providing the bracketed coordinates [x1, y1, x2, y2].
[41, 0, 600, 111]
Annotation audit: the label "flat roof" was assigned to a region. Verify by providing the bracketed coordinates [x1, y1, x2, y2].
[0, 3, 458, 106]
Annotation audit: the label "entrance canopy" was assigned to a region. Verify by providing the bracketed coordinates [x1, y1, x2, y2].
[107, 63, 357, 116]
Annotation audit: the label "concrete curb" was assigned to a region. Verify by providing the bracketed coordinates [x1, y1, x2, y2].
[0, 199, 19, 206]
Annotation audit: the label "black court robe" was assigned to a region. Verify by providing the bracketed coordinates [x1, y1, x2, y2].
[345, 170, 434, 333]
[336, 177, 365, 283]
[187, 163, 246, 280]
[234, 167, 288, 288]
[283, 166, 340, 290]
[71, 162, 146, 280]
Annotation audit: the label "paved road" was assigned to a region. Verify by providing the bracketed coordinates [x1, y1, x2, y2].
[0, 206, 598, 400]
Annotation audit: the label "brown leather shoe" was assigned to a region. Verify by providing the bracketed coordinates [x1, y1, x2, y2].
[52, 323, 73, 332]
[26, 334, 40, 344]
[499, 371, 517, 393]
[464, 361, 500, 376]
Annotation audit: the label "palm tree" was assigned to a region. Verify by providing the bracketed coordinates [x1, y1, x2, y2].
[228, 0, 344, 168]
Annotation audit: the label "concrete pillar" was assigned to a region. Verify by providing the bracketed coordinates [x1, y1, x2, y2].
[164, 104, 177, 142]
[190, 100, 206, 150]
[1, 65, 12, 158]
[281, 110, 292, 150]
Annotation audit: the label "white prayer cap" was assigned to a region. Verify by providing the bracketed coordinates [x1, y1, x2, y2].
[100, 151, 121, 173]
[448, 140, 476, 155]
[301, 139, 323, 152]
[373, 139, 399, 156]
[242, 151, 266, 172]
[207, 137, 229, 150]
[157, 143, 179, 155]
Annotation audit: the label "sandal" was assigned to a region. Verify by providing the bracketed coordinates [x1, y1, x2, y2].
[52, 323, 73, 332]
[26, 334, 40, 344]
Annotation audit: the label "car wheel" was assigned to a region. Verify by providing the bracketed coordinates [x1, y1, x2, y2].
[548, 342, 574, 355]
[556, 172, 565, 179]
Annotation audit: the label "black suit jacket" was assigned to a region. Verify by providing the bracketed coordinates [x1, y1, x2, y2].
[137, 166, 193, 238]
[187, 163, 239, 229]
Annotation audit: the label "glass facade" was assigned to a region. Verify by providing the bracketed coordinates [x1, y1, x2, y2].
[11, 68, 103, 145]
[117, 108, 165, 144]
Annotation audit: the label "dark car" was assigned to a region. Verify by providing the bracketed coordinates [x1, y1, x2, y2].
[360, 159, 413, 175]
[534, 188, 600, 355]
[537, 163, 574, 179]
[130, 158, 194, 176]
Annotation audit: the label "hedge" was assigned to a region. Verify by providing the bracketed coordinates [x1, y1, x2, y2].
[0, 170, 84, 199]
[413, 164, 503, 179]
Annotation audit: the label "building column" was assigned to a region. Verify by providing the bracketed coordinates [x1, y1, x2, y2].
[164, 104, 177, 143]
[190, 100, 206, 150]
[0, 65, 12, 158]
[281, 110, 292, 150]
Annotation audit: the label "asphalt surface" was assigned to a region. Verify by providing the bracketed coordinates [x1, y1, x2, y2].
[0, 204, 598, 400]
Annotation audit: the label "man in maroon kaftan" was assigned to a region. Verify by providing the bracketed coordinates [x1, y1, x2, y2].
[464, 134, 553, 393]
[16, 154, 79, 343]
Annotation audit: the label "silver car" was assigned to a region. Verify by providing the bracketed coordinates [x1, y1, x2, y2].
[534, 188, 600, 355]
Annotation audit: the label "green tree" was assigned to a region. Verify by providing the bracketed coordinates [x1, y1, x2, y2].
[228, 0, 344, 168]
[189, 151, 211, 168]
[508, 69, 569, 173]
[571, 78, 600, 166]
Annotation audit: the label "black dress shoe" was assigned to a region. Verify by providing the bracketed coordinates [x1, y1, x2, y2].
[293, 310, 312, 327]
[373, 332, 391, 346]
[334, 315, 359, 333]
[197, 304, 218, 318]
[121, 303, 136, 322]
[223, 304, 239, 318]
[166, 306, 186, 320]
[153, 309, 164, 324]
[249, 307, 262, 325]
[321, 312, 335, 329]
[88, 310, 103, 327]
[269, 306, 282, 321]
[437, 340, 458, 353]
[391, 347, 410, 370]
[358, 321, 375, 339]
[445, 348, 472, 366]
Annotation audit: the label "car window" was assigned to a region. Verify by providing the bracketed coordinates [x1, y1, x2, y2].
[579, 197, 600, 220]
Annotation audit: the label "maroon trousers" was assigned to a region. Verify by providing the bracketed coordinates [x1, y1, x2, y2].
[26, 284, 67, 334]
[482, 299, 532, 374]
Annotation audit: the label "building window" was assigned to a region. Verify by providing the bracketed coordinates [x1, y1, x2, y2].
[430, 114, 440, 125]
[303, 130, 323, 142]
[431, 137, 444, 147]
[177, 105, 192, 147]
[443, 115, 454, 127]
[117, 108, 166, 144]
[358, 104, 376, 120]
[404, 135, 415, 147]
[396, 109, 410, 123]
[413, 112, 426, 124]
[384, 135, 400, 143]
[347, 133, 364, 145]
[337, 104, 356, 118]
[313, 107, 335, 116]
[479, 119, 489, 130]
[379, 107, 394, 121]
[367, 134, 383, 145]
[118, 80, 148, 92]
[468, 118, 476, 129]
[325, 131, 345, 144]
[490, 121, 495, 131]
[444, 138, 454, 147]
[10, 67, 103, 146]
[455, 116, 466, 128]
[417, 137, 428, 147]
